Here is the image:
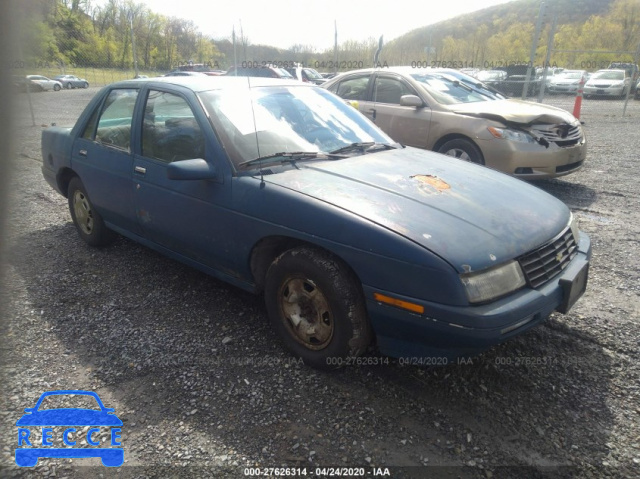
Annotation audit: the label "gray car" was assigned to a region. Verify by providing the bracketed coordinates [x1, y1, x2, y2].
[548, 70, 587, 95]
[53, 74, 89, 89]
[323, 66, 587, 180]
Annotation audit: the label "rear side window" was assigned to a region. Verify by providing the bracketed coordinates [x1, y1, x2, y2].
[333, 75, 370, 101]
[142, 90, 205, 163]
[93, 89, 139, 151]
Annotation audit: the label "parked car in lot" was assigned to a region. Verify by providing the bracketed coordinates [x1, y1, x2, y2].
[53, 74, 89, 89]
[24, 75, 62, 91]
[476, 70, 508, 94]
[323, 66, 586, 179]
[164, 71, 208, 77]
[583, 69, 631, 98]
[285, 66, 326, 84]
[40, 76, 590, 369]
[547, 70, 587, 95]
[495, 65, 541, 97]
[225, 65, 294, 79]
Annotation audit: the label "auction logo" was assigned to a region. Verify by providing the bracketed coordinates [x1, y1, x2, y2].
[15, 390, 123, 467]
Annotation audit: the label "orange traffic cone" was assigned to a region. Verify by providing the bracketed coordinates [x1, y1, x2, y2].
[573, 75, 586, 120]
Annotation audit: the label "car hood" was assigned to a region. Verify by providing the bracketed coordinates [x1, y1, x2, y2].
[449, 99, 577, 125]
[550, 78, 580, 85]
[263, 148, 569, 273]
[586, 79, 623, 86]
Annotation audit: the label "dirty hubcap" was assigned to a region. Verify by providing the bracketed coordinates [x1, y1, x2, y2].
[279, 277, 333, 350]
[73, 190, 94, 235]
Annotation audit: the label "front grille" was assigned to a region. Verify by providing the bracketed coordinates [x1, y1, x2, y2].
[530, 123, 583, 148]
[518, 226, 578, 288]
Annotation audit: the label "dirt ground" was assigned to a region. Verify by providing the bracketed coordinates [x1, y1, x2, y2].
[1, 88, 639, 479]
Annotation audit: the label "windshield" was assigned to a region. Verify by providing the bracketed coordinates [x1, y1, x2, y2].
[303, 68, 323, 80]
[409, 73, 490, 104]
[199, 85, 392, 169]
[592, 71, 624, 80]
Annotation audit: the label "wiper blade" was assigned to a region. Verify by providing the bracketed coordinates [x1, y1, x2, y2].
[329, 142, 397, 155]
[238, 151, 339, 169]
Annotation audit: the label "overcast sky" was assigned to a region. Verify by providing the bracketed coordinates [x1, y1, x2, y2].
[93, 0, 514, 51]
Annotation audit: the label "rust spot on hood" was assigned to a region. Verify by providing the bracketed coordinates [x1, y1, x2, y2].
[411, 175, 451, 192]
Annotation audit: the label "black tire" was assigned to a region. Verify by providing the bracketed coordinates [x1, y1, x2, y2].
[437, 138, 484, 165]
[54, 83, 61, 91]
[264, 246, 371, 369]
[67, 177, 116, 247]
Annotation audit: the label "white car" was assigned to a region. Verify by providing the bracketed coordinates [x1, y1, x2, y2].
[548, 70, 588, 94]
[583, 69, 631, 98]
[25, 75, 62, 92]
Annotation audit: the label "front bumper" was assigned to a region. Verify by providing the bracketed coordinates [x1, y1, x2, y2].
[478, 135, 587, 180]
[364, 233, 591, 360]
[584, 85, 625, 96]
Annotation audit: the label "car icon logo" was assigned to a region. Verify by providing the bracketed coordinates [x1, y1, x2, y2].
[15, 390, 123, 467]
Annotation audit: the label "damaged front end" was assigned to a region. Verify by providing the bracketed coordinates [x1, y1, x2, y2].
[453, 101, 587, 179]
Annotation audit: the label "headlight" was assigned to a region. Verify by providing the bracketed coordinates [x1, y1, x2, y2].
[487, 126, 536, 144]
[570, 212, 580, 243]
[460, 260, 526, 304]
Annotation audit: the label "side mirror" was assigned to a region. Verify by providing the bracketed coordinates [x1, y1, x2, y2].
[399, 94, 423, 107]
[167, 158, 217, 180]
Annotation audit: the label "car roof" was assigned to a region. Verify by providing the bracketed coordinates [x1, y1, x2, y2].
[108, 75, 310, 93]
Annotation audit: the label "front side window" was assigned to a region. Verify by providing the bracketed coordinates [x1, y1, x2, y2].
[94, 89, 139, 151]
[142, 90, 205, 163]
[372, 76, 414, 104]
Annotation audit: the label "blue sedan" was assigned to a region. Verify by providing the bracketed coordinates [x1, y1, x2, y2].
[41, 77, 591, 369]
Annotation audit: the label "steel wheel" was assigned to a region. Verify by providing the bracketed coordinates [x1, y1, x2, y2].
[278, 276, 334, 350]
[73, 189, 94, 235]
[264, 246, 372, 369]
[67, 177, 116, 247]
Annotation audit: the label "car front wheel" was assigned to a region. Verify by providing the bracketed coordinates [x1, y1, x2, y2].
[67, 177, 116, 247]
[438, 138, 484, 165]
[83, 82, 89, 88]
[54, 83, 61, 91]
[264, 246, 371, 369]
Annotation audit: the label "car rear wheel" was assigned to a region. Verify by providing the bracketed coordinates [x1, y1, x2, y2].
[438, 138, 484, 165]
[264, 246, 371, 369]
[67, 177, 116, 247]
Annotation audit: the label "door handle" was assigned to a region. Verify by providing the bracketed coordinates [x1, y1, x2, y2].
[134, 166, 146, 174]
[368, 108, 376, 121]
[78, 149, 87, 157]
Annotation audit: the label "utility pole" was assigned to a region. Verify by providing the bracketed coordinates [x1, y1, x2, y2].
[537, 13, 557, 103]
[522, 2, 546, 100]
[129, 11, 139, 78]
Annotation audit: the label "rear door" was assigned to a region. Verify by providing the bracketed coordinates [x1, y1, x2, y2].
[71, 88, 141, 234]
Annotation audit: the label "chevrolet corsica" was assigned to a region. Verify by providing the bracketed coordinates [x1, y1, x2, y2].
[41, 77, 591, 369]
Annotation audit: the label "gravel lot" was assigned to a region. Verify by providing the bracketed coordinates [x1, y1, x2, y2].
[1, 87, 639, 479]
